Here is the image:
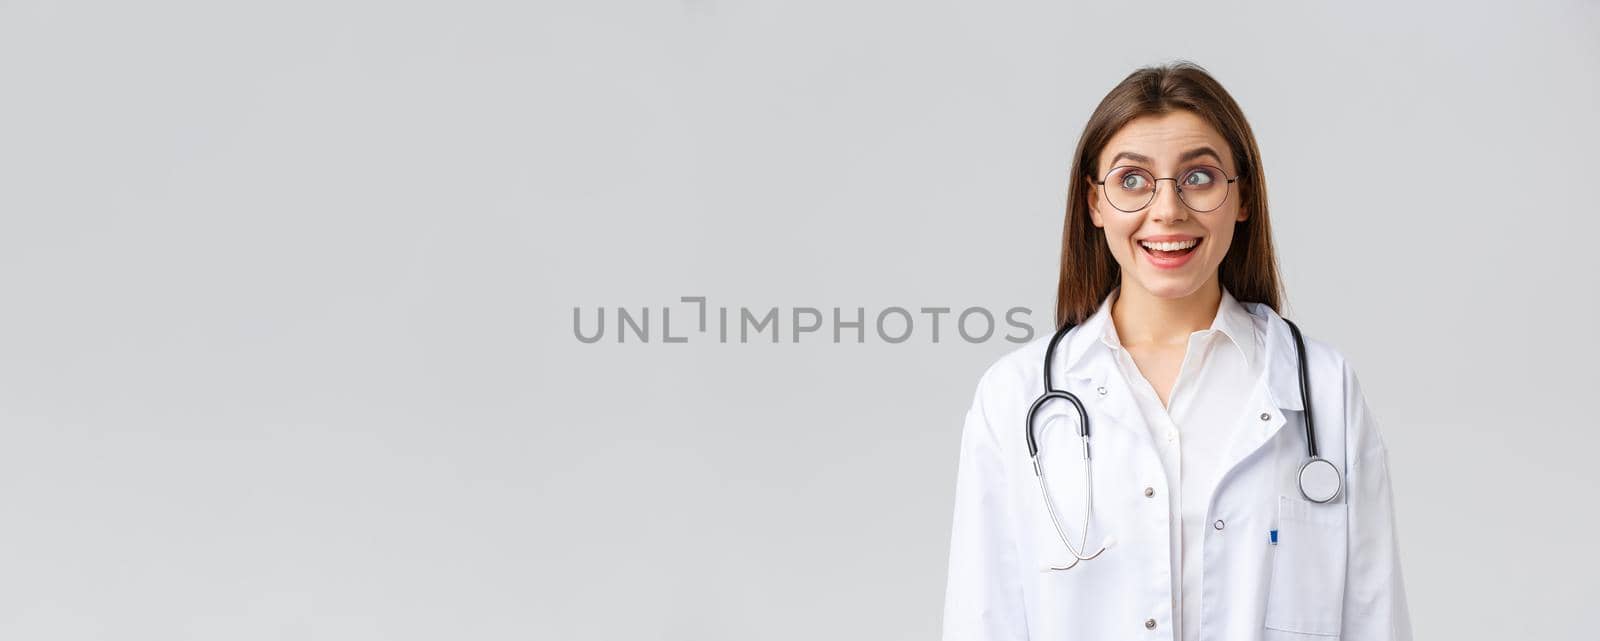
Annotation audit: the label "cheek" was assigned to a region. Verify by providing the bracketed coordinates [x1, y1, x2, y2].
[1101, 222, 1140, 258]
[1201, 217, 1239, 256]
[1204, 236, 1233, 260]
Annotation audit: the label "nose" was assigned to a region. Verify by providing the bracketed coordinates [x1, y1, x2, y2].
[1148, 178, 1190, 224]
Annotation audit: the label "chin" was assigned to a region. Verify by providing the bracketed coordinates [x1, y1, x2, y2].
[1132, 274, 1209, 299]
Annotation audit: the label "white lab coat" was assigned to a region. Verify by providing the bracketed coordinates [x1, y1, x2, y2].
[941, 301, 1412, 641]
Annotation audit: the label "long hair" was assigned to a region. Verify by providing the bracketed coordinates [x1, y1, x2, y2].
[1055, 61, 1284, 328]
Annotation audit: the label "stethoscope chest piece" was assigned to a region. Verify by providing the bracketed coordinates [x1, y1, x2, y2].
[1298, 456, 1342, 503]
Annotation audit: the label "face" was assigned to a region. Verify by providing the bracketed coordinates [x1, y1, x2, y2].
[1086, 110, 1247, 300]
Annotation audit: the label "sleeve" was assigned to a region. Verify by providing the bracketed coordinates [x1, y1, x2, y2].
[1339, 362, 1414, 640]
[941, 375, 1029, 641]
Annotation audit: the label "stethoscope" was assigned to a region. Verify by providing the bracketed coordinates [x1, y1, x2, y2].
[1025, 315, 1342, 571]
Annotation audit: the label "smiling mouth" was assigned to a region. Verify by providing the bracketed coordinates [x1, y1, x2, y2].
[1139, 237, 1202, 259]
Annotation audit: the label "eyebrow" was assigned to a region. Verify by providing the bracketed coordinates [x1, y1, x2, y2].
[1109, 146, 1224, 167]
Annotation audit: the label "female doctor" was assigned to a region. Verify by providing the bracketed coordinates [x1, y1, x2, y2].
[940, 62, 1412, 641]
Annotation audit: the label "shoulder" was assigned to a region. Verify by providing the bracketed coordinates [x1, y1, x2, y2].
[1292, 325, 1388, 459]
[1301, 330, 1355, 380]
[967, 332, 1055, 409]
[1253, 305, 1359, 387]
[1292, 328, 1367, 406]
[1280, 320, 1369, 412]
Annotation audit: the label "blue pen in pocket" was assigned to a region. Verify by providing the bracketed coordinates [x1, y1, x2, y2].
[1269, 529, 1278, 545]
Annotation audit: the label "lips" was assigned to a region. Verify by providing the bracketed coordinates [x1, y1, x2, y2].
[1139, 237, 1201, 269]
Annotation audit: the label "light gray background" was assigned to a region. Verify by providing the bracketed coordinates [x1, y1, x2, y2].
[1, 1, 1596, 639]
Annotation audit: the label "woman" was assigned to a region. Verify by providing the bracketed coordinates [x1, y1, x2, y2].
[940, 62, 1411, 641]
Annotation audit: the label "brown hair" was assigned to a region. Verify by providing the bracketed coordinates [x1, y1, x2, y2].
[1054, 61, 1284, 328]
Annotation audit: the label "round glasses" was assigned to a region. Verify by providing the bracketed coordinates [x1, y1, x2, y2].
[1093, 165, 1241, 213]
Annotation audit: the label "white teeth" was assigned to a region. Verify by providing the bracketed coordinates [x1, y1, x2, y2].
[1139, 239, 1199, 251]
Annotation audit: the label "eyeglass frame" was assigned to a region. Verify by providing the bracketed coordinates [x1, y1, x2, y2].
[1090, 164, 1244, 213]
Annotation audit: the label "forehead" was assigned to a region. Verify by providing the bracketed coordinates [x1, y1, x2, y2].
[1099, 110, 1231, 166]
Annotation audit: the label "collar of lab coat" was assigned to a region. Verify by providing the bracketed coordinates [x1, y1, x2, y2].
[1095, 285, 1260, 374]
[1056, 286, 1305, 414]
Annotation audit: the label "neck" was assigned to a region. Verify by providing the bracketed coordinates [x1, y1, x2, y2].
[1110, 275, 1224, 349]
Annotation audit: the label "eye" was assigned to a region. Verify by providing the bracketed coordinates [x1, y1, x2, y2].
[1117, 171, 1148, 190]
[1183, 168, 1217, 187]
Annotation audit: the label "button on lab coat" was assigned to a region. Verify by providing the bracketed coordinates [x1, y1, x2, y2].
[941, 301, 1412, 641]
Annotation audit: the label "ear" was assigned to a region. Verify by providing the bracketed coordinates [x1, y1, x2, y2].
[1085, 176, 1104, 228]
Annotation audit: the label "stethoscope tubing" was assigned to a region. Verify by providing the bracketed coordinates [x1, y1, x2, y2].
[1027, 315, 1320, 464]
[1024, 312, 1341, 570]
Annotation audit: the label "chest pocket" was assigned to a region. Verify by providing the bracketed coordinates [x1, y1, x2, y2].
[1264, 494, 1347, 637]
